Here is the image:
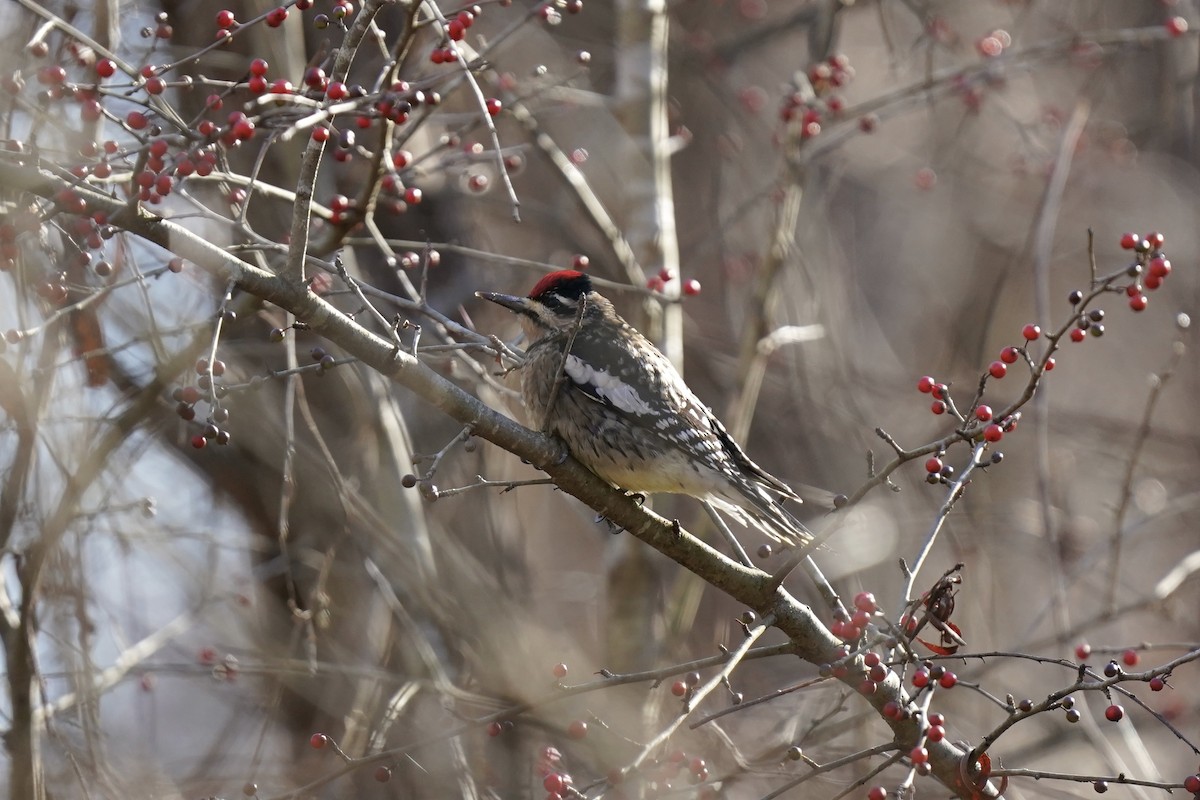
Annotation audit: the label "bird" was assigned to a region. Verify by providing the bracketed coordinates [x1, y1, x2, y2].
[477, 270, 811, 546]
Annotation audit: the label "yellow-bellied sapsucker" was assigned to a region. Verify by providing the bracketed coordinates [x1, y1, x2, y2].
[478, 270, 811, 545]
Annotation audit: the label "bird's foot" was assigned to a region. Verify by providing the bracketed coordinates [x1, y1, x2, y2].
[627, 491, 646, 506]
[594, 513, 625, 535]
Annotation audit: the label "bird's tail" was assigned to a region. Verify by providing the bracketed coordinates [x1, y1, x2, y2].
[708, 488, 813, 547]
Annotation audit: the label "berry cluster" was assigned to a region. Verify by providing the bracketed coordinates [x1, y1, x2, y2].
[175, 355, 232, 449]
[913, 231, 1176, 489]
[829, 590, 879, 644]
[645, 265, 702, 296]
[779, 54, 855, 142]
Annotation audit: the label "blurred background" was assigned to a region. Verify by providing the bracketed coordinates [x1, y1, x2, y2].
[0, 0, 1198, 797]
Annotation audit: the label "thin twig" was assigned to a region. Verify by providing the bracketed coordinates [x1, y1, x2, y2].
[702, 501, 754, 567]
[540, 295, 587, 433]
[1104, 341, 1184, 612]
[626, 615, 775, 773]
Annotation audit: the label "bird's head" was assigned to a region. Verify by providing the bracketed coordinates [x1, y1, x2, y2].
[476, 270, 597, 336]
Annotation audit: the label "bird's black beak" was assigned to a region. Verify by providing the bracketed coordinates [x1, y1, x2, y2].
[475, 291, 529, 314]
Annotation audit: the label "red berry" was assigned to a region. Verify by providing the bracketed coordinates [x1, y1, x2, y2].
[567, 720, 588, 739]
[910, 746, 929, 764]
[925, 457, 943, 474]
[1000, 346, 1019, 364]
[1104, 704, 1123, 722]
[1166, 16, 1188, 37]
[917, 375, 936, 393]
[858, 679, 877, 695]
[983, 424, 1003, 442]
[1148, 257, 1171, 278]
[544, 773, 566, 793]
[1075, 643, 1091, 660]
[552, 662, 568, 679]
[927, 724, 945, 742]
[683, 278, 702, 296]
[931, 400, 946, 415]
[974, 405, 992, 421]
[1119, 232, 1139, 249]
[1144, 274, 1163, 291]
[1122, 649, 1139, 667]
[326, 81, 348, 101]
[853, 591, 877, 612]
[1129, 295, 1147, 312]
[38, 65, 67, 84]
[867, 787, 887, 800]
[1070, 328, 1086, 342]
[216, 9, 236, 27]
[1149, 676, 1165, 691]
[939, 671, 958, 688]
[671, 680, 687, 697]
[232, 118, 255, 139]
[486, 721, 502, 736]
[912, 670, 929, 688]
[1021, 323, 1041, 341]
[931, 383, 948, 400]
[485, 97, 502, 116]
[250, 58, 269, 76]
[989, 361, 1007, 379]
[1044, 357, 1055, 371]
[1146, 231, 1165, 249]
[96, 58, 116, 78]
[310, 733, 328, 749]
[405, 187, 423, 205]
[191, 434, 207, 449]
[1185, 775, 1200, 794]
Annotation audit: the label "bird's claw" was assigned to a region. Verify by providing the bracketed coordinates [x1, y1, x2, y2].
[594, 513, 625, 535]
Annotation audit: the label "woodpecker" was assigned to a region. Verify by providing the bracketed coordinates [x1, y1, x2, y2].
[477, 270, 811, 546]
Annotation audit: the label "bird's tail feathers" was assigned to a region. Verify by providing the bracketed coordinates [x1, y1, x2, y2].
[707, 491, 813, 547]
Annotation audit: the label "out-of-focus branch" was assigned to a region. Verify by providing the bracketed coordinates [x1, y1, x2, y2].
[284, 0, 392, 284]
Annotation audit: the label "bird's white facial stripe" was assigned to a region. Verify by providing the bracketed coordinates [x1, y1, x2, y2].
[565, 355, 655, 415]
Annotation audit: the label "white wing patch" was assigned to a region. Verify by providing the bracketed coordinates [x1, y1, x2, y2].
[565, 355, 655, 415]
